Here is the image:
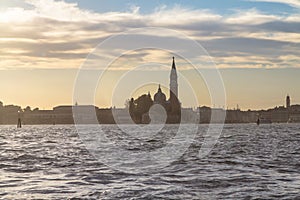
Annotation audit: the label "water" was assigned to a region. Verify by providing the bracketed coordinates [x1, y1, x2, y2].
[0, 124, 299, 199]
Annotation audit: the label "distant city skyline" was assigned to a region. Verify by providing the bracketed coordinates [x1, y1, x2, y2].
[1, 92, 299, 125]
[0, 0, 299, 110]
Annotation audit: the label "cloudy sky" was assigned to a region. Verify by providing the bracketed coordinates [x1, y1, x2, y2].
[0, 0, 299, 109]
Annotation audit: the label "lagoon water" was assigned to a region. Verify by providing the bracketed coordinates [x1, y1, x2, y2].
[0, 124, 299, 199]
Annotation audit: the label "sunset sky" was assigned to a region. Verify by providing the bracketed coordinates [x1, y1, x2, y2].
[0, 0, 299, 110]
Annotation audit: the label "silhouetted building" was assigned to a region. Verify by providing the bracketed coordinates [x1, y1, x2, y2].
[23, 109, 54, 124]
[97, 108, 115, 124]
[0, 104, 22, 124]
[154, 85, 166, 105]
[73, 105, 99, 124]
[53, 106, 74, 124]
[129, 57, 181, 124]
[286, 95, 290, 109]
[167, 56, 181, 123]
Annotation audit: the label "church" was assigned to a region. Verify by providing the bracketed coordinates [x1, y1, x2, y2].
[129, 57, 181, 124]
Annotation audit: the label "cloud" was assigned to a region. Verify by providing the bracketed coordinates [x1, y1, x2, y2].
[225, 8, 281, 25]
[24, 0, 98, 21]
[247, 0, 300, 9]
[148, 5, 222, 26]
[0, 0, 299, 70]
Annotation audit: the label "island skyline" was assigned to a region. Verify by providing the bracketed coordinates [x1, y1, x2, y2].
[1, 54, 297, 125]
[0, 93, 298, 124]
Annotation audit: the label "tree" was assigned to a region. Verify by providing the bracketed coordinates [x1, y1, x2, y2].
[24, 106, 31, 112]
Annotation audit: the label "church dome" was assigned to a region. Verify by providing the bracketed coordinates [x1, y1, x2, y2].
[154, 85, 166, 104]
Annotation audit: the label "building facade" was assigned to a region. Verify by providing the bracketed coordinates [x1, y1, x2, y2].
[129, 57, 181, 123]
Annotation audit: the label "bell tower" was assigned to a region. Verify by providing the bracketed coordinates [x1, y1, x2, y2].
[286, 95, 290, 109]
[168, 56, 181, 123]
[170, 57, 178, 100]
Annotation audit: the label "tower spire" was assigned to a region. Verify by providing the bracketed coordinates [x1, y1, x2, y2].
[170, 56, 178, 100]
[158, 84, 161, 92]
[172, 56, 176, 69]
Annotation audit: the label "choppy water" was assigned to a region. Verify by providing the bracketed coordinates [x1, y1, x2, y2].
[0, 124, 300, 199]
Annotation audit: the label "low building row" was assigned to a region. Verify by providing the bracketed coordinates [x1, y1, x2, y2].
[1, 104, 300, 124]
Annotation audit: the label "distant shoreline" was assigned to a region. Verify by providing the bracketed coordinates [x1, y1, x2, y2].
[1, 95, 300, 125]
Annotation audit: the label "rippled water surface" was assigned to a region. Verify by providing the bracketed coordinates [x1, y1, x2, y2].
[0, 124, 300, 199]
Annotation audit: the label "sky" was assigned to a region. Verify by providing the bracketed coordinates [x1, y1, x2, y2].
[0, 0, 299, 110]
